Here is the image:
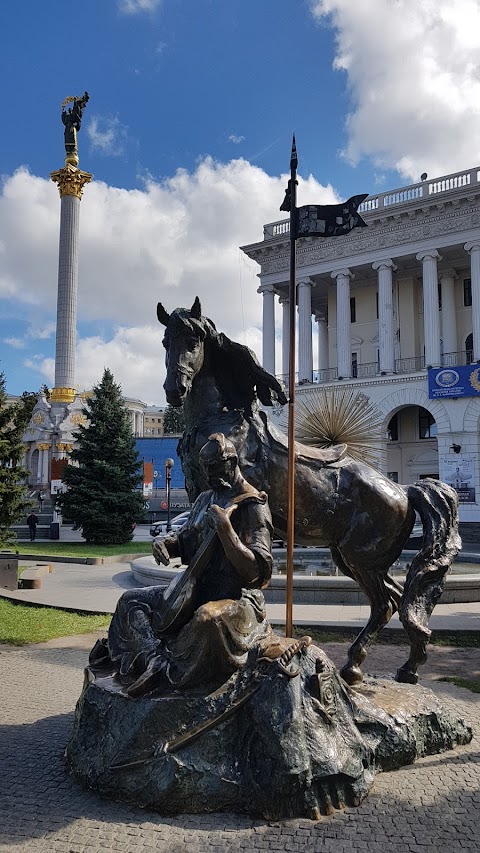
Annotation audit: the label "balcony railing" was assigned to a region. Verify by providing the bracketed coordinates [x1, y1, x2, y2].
[275, 351, 474, 390]
[263, 166, 480, 239]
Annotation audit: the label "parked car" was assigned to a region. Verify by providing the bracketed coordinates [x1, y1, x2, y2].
[150, 510, 190, 538]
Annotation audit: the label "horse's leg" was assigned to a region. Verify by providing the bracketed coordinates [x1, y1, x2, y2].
[331, 547, 396, 686]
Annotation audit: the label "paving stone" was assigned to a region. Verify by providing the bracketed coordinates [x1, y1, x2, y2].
[0, 641, 479, 853]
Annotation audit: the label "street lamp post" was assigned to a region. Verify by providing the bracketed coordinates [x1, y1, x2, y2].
[165, 458, 174, 532]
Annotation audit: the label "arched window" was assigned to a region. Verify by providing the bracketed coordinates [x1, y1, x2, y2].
[466, 333, 473, 364]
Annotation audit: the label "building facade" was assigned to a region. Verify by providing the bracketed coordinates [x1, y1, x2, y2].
[241, 166, 480, 536]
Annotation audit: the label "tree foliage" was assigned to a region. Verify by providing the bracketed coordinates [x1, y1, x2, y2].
[0, 373, 30, 547]
[15, 391, 40, 432]
[55, 369, 145, 544]
[163, 403, 185, 435]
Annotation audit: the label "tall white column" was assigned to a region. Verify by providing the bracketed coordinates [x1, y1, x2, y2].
[259, 285, 276, 374]
[332, 268, 353, 378]
[50, 166, 91, 403]
[315, 312, 329, 377]
[297, 278, 313, 382]
[439, 269, 458, 357]
[279, 295, 290, 378]
[465, 242, 480, 362]
[417, 250, 442, 367]
[373, 259, 396, 373]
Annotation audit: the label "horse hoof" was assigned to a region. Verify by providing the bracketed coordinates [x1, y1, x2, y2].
[395, 667, 418, 685]
[340, 665, 363, 685]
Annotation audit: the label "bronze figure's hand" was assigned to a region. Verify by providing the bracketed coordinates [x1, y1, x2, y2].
[152, 536, 171, 566]
[207, 503, 237, 531]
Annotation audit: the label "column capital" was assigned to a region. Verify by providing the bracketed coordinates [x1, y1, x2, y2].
[50, 164, 92, 199]
[314, 311, 327, 323]
[372, 258, 397, 272]
[296, 277, 314, 288]
[439, 268, 458, 281]
[36, 443, 51, 451]
[331, 268, 353, 281]
[416, 249, 442, 263]
[278, 294, 289, 305]
[257, 283, 276, 294]
[464, 241, 480, 254]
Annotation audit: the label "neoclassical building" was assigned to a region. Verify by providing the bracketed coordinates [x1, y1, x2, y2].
[241, 166, 480, 536]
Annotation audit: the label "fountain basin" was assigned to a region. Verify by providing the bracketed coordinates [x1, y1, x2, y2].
[131, 548, 480, 605]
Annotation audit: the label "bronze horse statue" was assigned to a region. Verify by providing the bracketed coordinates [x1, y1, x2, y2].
[157, 297, 461, 686]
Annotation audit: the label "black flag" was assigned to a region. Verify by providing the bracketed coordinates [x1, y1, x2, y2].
[295, 194, 368, 238]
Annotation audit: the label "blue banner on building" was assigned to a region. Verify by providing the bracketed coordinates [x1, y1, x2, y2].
[428, 365, 480, 399]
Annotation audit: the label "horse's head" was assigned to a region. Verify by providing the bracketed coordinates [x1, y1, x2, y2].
[157, 297, 213, 406]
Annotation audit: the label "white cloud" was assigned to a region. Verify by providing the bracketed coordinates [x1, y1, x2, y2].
[87, 116, 128, 157]
[228, 134, 245, 144]
[3, 337, 25, 349]
[118, 0, 163, 13]
[310, 0, 480, 181]
[0, 159, 337, 402]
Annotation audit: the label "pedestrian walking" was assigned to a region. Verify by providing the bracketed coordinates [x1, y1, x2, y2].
[27, 511, 38, 541]
[38, 490, 46, 512]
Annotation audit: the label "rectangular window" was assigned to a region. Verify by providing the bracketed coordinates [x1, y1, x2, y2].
[387, 472, 399, 483]
[350, 297, 356, 323]
[464, 278, 472, 307]
[351, 352, 358, 378]
[419, 410, 437, 439]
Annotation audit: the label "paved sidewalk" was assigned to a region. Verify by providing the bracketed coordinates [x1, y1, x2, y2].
[2, 557, 480, 632]
[0, 634, 478, 853]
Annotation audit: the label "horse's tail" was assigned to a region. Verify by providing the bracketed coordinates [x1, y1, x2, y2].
[400, 478, 461, 649]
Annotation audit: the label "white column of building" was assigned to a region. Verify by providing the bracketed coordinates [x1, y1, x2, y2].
[297, 278, 314, 382]
[36, 446, 43, 482]
[416, 250, 442, 367]
[315, 313, 329, 377]
[41, 444, 51, 483]
[332, 269, 353, 378]
[373, 259, 396, 373]
[279, 296, 290, 378]
[258, 285, 276, 374]
[439, 269, 458, 357]
[465, 242, 480, 362]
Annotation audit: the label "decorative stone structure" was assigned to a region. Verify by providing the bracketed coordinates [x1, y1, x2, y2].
[22, 96, 92, 491]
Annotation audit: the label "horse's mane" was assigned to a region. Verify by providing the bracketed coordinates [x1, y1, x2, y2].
[204, 324, 287, 411]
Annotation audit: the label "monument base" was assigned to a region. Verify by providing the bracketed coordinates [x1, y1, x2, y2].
[65, 643, 472, 820]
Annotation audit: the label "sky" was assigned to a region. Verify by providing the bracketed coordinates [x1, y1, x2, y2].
[1, 0, 480, 405]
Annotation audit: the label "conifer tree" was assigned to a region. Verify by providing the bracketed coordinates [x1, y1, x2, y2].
[56, 369, 145, 544]
[163, 403, 185, 435]
[0, 372, 29, 547]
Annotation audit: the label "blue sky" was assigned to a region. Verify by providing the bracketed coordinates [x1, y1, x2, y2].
[1, 0, 479, 403]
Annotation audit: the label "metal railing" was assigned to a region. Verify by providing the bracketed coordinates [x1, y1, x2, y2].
[274, 350, 475, 390]
[263, 166, 480, 239]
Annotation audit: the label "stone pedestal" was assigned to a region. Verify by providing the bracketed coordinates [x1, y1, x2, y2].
[66, 642, 471, 821]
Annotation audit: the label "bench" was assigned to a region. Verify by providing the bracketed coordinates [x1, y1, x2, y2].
[19, 563, 53, 590]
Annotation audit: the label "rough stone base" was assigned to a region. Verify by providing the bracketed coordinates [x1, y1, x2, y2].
[65, 644, 472, 821]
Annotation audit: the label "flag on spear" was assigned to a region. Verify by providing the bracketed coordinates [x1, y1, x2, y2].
[280, 184, 368, 238]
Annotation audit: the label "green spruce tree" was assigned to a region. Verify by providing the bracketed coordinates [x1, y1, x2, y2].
[163, 403, 185, 435]
[56, 368, 145, 544]
[0, 372, 30, 547]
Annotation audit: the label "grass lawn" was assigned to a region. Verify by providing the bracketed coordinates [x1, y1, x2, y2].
[439, 676, 480, 693]
[0, 599, 111, 645]
[8, 542, 151, 558]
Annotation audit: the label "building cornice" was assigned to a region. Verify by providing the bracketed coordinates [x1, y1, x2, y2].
[243, 194, 480, 276]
